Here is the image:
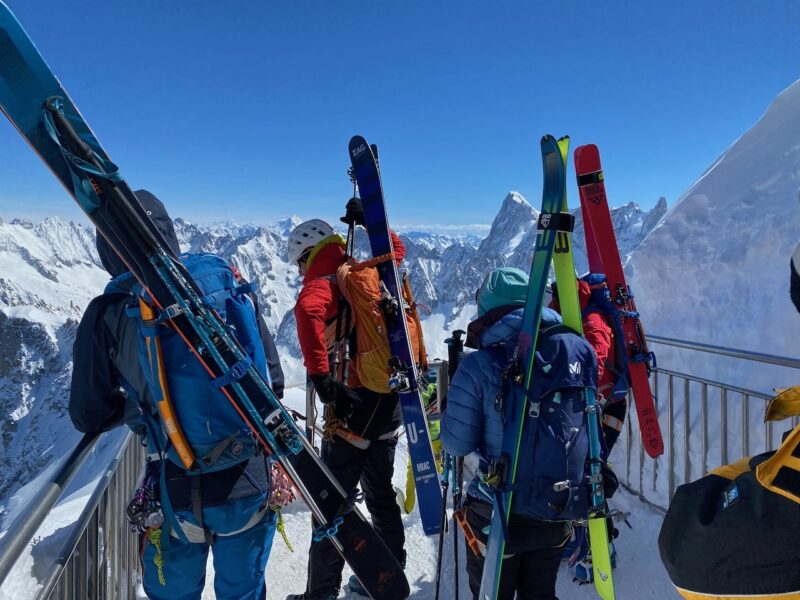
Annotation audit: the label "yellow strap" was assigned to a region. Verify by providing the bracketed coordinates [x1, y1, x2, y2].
[709, 456, 752, 481]
[403, 456, 416, 514]
[765, 386, 800, 422]
[148, 527, 166, 586]
[275, 509, 294, 552]
[756, 423, 800, 504]
[676, 586, 800, 600]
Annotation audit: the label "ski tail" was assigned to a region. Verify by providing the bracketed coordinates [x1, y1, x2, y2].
[574, 143, 664, 458]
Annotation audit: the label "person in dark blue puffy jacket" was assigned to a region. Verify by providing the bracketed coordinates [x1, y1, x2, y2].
[441, 267, 570, 600]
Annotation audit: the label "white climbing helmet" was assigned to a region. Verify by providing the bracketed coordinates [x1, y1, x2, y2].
[287, 219, 335, 265]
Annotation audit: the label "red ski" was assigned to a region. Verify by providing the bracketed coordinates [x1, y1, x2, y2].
[574, 144, 664, 458]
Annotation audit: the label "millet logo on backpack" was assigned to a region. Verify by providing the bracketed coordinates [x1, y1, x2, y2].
[351, 143, 367, 159]
[569, 361, 582, 375]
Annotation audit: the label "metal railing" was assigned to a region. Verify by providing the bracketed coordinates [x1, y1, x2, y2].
[0, 430, 144, 600]
[618, 335, 800, 511]
[3, 336, 800, 597]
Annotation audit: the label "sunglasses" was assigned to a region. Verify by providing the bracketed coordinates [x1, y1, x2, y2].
[297, 249, 312, 266]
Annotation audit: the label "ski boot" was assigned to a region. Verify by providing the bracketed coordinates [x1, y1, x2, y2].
[571, 542, 618, 584]
[348, 574, 369, 597]
[286, 593, 336, 600]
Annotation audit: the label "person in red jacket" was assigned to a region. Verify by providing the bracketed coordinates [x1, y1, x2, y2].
[286, 206, 408, 600]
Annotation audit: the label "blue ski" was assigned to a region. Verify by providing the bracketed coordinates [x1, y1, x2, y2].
[348, 136, 443, 536]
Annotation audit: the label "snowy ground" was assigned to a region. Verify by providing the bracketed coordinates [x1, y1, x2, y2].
[199, 388, 679, 600]
[0, 386, 677, 600]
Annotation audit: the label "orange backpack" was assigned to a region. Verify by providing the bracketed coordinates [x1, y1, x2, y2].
[336, 258, 426, 393]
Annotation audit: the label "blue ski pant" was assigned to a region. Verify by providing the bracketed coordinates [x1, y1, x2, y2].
[141, 509, 277, 600]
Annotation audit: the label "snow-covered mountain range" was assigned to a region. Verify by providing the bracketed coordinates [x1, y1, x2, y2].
[629, 78, 800, 393]
[0, 195, 664, 518]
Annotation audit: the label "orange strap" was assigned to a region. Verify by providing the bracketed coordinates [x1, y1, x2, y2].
[351, 252, 396, 271]
[454, 508, 485, 558]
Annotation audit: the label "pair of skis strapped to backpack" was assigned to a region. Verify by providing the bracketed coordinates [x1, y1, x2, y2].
[0, 4, 409, 598]
[478, 136, 616, 600]
[575, 145, 664, 458]
[348, 136, 444, 536]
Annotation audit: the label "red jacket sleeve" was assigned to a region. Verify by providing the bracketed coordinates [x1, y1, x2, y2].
[583, 312, 613, 392]
[390, 231, 406, 264]
[295, 278, 336, 376]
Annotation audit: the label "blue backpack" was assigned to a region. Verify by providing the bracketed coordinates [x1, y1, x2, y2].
[580, 272, 638, 402]
[499, 323, 599, 521]
[106, 252, 270, 474]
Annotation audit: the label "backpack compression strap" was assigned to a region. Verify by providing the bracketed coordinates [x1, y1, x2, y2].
[756, 423, 800, 504]
[138, 298, 196, 470]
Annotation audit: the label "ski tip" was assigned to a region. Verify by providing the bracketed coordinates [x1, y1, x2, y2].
[349, 134, 367, 147]
[540, 134, 560, 154]
[348, 135, 372, 162]
[574, 144, 601, 173]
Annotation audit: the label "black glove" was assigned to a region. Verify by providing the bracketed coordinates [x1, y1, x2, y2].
[310, 373, 360, 411]
[340, 197, 365, 226]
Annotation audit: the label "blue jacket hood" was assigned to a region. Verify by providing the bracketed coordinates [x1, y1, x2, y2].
[480, 306, 563, 350]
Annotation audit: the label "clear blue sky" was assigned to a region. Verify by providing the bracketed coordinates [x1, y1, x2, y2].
[0, 0, 798, 230]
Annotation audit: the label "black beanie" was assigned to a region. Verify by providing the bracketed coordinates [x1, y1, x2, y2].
[96, 189, 180, 277]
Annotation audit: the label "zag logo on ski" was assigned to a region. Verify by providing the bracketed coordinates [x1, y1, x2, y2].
[351, 143, 368, 158]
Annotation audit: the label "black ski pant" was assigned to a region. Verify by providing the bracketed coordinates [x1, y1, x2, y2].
[305, 435, 404, 599]
[464, 500, 568, 600]
[602, 397, 628, 452]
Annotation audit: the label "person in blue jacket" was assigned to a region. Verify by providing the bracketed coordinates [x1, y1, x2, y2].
[69, 190, 285, 600]
[440, 267, 570, 600]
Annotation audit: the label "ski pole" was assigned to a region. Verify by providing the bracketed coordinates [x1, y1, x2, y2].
[434, 454, 452, 600]
[452, 454, 464, 597]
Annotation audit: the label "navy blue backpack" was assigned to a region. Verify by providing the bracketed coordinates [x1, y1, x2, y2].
[502, 322, 599, 521]
[580, 272, 637, 402]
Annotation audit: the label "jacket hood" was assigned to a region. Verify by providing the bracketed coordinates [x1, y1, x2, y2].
[304, 239, 345, 281]
[550, 278, 593, 312]
[478, 306, 562, 350]
[96, 189, 180, 277]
